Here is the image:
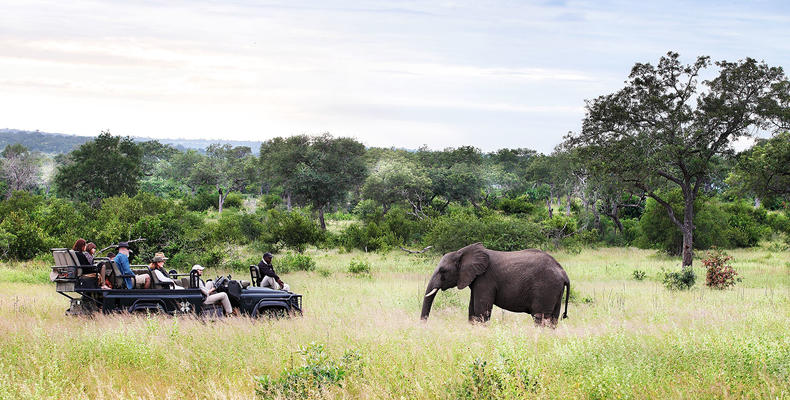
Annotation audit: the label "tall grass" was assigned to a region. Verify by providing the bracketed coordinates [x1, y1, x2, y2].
[0, 247, 788, 399]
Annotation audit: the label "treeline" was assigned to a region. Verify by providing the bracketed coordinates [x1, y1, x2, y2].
[1, 52, 789, 267]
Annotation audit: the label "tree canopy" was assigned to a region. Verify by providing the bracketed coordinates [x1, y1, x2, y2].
[54, 131, 143, 205]
[565, 52, 787, 266]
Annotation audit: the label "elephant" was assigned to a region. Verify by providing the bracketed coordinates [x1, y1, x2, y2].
[420, 243, 570, 327]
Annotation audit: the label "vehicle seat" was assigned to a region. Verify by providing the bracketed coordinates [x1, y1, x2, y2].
[148, 267, 173, 289]
[249, 265, 260, 287]
[181, 277, 191, 289]
[107, 260, 135, 289]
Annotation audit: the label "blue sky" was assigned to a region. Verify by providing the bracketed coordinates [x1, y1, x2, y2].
[1, 0, 788, 153]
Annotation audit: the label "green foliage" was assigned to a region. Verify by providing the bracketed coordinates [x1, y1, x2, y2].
[346, 258, 371, 275]
[638, 192, 772, 254]
[277, 253, 316, 273]
[54, 131, 143, 204]
[632, 269, 646, 281]
[496, 195, 535, 215]
[728, 131, 790, 201]
[184, 187, 243, 211]
[255, 343, 362, 399]
[426, 211, 543, 252]
[703, 248, 741, 290]
[662, 267, 696, 290]
[455, 357, 537, 400]
[267, 209, 323, 252]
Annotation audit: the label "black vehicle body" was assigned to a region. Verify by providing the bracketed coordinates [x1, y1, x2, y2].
[50, 248, 302, 317]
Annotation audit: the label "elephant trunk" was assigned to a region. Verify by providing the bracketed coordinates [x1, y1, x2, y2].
[420, 276, 440, 320]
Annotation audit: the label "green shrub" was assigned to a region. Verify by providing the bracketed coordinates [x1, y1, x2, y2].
[347, 258, 371, 275]
[497, 195, 535, 215]
[183, 187, 242, 211]
[455, 357, 537, 400]
[267, 209, 323, 252]
[702, 248, 741, 290]
[426, 211, 543, 253]
[632, 269, 646, 281]
[277, 253, 316, 273]
[258, 194, 282, 210]
[254, 343, 362, 399]
[662, 267, 696, 290]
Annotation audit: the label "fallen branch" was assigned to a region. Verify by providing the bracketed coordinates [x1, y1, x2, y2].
[399, 246, 432, 254]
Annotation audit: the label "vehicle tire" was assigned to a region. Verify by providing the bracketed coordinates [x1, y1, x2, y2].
[253, 306, 287, 319]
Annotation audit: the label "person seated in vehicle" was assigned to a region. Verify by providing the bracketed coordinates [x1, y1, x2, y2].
[192, 264, 237, 315]
[72, 238, 91, 265]
[256, 252, 290, 292]
[149, 252, 183, 289]
[114, 242, 150, 289]
[85, 242, 97, 265]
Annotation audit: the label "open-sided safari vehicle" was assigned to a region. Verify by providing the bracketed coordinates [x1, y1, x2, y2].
[50, 248, 302, 318]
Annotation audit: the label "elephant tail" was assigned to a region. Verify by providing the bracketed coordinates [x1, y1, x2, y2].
[562, 281, 570, 319]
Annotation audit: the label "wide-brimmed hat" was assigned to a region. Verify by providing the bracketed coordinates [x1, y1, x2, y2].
[191, 264, 204, 271]
[117, 242, 130, 250]
[153, 252, 168, 263]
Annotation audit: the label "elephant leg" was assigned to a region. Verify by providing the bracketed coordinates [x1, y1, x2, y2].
[468, 291, 475, 321]
[532, 313, 544, 326]
[472, 297, 494, 322]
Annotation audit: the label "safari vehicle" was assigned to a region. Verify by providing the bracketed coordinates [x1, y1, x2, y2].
[50, 248, 302, 318]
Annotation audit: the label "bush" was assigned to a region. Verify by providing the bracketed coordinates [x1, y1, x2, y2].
[254, 343, 362, 399]
[662, 267, 696, 290]
[702, 248, 741, 290]
[497, 195, 535, 215]
[347, 258, 371, 275]
[426, 211, 543, 253]
[267, 209, 323, 252]
[632, 269, 646, 281]
[277, 253, 316, 273]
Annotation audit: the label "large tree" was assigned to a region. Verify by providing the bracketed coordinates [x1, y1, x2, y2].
[261, 134, 367, 229]
[1, 144, 39, 197]
[199, 144, 257, 213]
[54, 131, 143, 205]
[565, 52, 785, 266]
[362, 155, 432, 217]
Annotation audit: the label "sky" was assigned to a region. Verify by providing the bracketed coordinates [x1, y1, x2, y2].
[1, 0, 789, 153]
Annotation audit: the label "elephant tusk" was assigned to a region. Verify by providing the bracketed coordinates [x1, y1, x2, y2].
[425, 288, 439, 297]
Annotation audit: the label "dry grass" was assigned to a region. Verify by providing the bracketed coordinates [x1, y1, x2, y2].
[0, 246, 788, 399]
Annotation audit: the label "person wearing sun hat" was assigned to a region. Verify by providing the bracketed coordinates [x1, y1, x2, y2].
[113, 241, 151, 289]
[149, 252, 182, 289]
[191, 264, 235, 315]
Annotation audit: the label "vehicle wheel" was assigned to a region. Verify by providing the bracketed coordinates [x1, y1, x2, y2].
[254, 306, 287, 319]
[66, 298, 97, 317]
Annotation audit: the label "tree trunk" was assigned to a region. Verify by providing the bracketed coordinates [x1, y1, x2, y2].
[592, 202, 601, 232]
[565, 194, 571, 216]
[218, 187, 224, 213]
[681, 195, 694, 267]
[286, 191, 292, 211]
[754, 197, 761, 208]
[318, 206, 326, 230]
[546, 198, 553, 218]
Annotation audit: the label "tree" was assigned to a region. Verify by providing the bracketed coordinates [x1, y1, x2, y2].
[289, 134, 367, 229]
[54, 131, 143, 205]
[727, 131, 790, 203]
[260, 136, 312, 210]
[199, 144, 257, 213]
[361, 155, 432, 217]
[1, 144, 39, 196]
[565, 52, 785, 266]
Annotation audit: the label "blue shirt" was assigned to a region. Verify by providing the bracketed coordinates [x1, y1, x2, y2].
[114, 253, 134, 289]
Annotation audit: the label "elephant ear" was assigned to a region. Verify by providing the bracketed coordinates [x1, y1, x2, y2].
[456, 243, 489, 290]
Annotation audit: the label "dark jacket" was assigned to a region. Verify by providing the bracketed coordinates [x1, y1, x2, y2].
[256, 260, 281, 284]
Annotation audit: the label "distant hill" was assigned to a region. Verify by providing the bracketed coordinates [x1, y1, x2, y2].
[0, 129, 263, 154]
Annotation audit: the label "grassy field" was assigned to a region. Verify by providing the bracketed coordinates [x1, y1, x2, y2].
[0, 246, 788, 399]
